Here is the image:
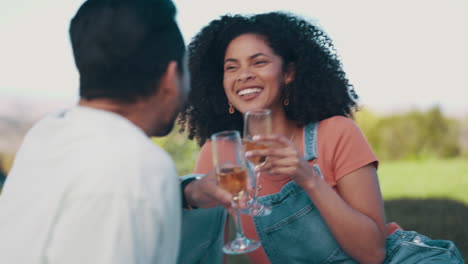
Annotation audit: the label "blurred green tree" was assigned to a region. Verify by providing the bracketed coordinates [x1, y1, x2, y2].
[152, 106, 463, 175]
[355, 106, 461, 160]
[152, 125, 200, 176]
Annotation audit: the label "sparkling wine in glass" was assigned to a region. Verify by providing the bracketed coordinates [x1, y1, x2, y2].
[243, 140, 268, 166]
[212, 130, 261, 254]
[242, 109, 272, 216]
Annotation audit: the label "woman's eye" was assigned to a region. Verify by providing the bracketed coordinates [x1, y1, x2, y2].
[224, 65, 237, 71]
[254, 60, 267, 65]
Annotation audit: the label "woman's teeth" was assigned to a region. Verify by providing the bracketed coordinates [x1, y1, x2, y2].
[238, 88, 262, 96]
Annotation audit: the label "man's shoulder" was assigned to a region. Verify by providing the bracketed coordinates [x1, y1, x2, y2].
[67, 141, 177, 200]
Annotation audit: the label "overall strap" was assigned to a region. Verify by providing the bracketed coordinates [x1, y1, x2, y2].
[304, 122, 319, 161]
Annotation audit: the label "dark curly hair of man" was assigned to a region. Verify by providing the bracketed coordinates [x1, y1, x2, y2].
[178, 11, 358, 146]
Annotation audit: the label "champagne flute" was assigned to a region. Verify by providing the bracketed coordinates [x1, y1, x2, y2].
[211, 130, 261, 254]
[242, 109, 272, 216]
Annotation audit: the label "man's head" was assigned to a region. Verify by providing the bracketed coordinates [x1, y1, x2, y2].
[70, 0, 188, 136]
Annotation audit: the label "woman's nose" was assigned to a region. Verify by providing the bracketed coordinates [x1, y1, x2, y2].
[237, 68, 255, 82]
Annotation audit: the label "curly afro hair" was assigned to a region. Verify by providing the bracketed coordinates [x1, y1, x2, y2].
[178, 11, 358, 146]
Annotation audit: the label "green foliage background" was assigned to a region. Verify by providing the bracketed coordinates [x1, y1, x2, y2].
[153, 106, 467, 177]
[152, 127, 199, 176]
[355, 106, 462, 160]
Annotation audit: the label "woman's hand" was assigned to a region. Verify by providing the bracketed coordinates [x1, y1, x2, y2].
[245, 134, 320, 190]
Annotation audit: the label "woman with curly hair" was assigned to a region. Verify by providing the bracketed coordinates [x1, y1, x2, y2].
[178, 12, 463, 264]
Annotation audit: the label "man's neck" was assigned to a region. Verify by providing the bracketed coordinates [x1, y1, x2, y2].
[78, 98, 153, 136]
[79, 98, 129, 115]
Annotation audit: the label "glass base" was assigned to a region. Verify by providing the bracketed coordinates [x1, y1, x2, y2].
[241, 200, 272, 216]
[223, 237, 261, 255]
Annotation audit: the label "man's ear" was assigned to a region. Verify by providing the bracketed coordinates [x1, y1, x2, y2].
[156, 61, 179, 99]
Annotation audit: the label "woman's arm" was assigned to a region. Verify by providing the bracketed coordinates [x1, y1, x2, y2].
[249, 135, 386, 264]
[305, 164, 386, 264]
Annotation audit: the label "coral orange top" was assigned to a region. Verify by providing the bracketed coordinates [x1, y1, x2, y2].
[193, 116, 379, 264]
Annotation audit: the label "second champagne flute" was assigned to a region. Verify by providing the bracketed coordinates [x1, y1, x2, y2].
[212, 130, 261, 254]
[242, 109, 272, 216]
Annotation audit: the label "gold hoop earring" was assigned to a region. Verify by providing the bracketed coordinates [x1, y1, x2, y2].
[283, 97, 290, 106]
[229, 104, 235, 114]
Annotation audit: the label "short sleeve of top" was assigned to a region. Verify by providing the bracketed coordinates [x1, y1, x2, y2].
[316, 116, 378, 187]
[193, 141, 213, 174]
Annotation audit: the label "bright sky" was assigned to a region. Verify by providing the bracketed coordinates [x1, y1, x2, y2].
[1, 0, 467, 116]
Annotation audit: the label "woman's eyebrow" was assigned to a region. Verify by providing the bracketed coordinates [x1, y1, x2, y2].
[224, 53, 270, 64]
[224, 58, 238, 64]
[250, 53, 269, 59]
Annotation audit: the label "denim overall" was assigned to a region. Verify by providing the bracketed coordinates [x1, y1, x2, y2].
[177, 122, 464, 264]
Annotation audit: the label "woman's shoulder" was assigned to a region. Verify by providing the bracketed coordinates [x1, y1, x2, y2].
[313, 115, 368, 148]
[318, 115, 359, 133]
[193, 141, 214, 174]
[197, 141, 213, 159]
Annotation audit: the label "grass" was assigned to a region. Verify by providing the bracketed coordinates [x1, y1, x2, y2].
[379, 158, 468, 203]
[380, 158, 468, 261]
[227, 159, 468, 263]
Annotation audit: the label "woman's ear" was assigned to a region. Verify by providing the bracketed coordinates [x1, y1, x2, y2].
[284, 63, 295, 85]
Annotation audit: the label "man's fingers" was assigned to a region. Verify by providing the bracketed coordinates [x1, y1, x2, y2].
[210, 186, 232, 207]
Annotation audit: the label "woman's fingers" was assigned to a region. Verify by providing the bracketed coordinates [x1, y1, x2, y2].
[262, 166, 297, 176]
[245, 134, 317, 189]
[246, 146, 296, 160]
[245, 133, 305, 177]
[253, 134, 293, 147]
[257, 157, 298, 174]
[260, 157, 298, 170]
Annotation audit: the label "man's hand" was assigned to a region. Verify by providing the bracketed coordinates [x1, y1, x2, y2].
[184, 169, 250, 209]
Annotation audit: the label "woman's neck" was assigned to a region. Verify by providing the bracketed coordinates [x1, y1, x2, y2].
[270, 108, 300, 140]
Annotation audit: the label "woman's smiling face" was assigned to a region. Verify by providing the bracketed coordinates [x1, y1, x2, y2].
[223, 33, 294, 114]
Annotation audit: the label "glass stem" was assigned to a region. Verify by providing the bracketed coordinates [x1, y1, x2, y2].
[252, 171, 260, 201]
[232, 201, 246, 239]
